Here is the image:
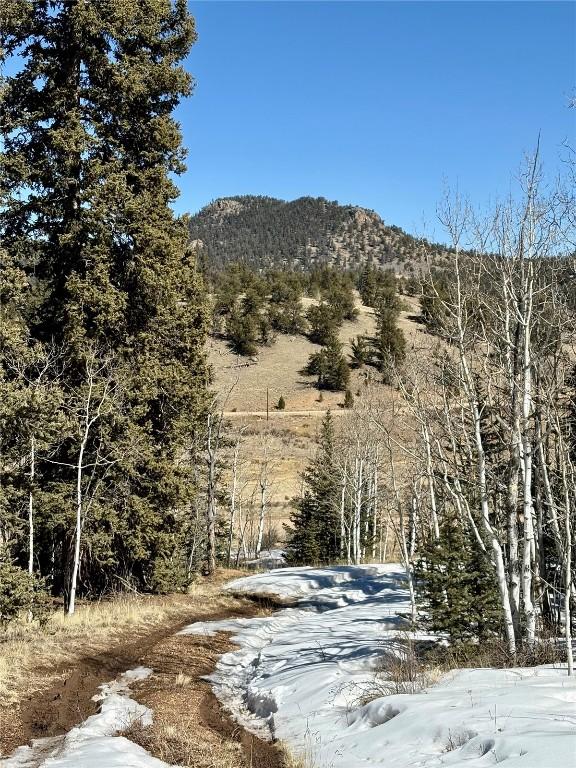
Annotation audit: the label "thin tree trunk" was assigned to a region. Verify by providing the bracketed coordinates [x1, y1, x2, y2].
[227, 438, 241, 567]
[371, 464, 379, 560]
[28, 437, 35, 575]
[205, 413, 217, 574]
[256, 470, 267, 557]
[454, 250, 517, 655]
[68, 415, 90, 615]
[520, 266, 536, 643]
[340, 465, 347, 560]
[561, 451, 574, 676]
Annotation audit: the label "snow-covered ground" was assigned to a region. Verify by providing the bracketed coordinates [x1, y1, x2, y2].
[244, 548, 286, 571]
[1, 667, 169, 768]
[182, 564, 576, 768]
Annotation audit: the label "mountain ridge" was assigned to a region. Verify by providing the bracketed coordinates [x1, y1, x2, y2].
[188, 194, 450, 273]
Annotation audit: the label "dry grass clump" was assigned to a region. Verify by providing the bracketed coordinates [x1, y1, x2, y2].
[275, 741, 316, 768]
[127, 719, 309, 768]
[425, 632, 565, 671]
[352, 634, 440, 706]
[355, 630, 566, 710]
[0, 569, 243, 706]
[125, 718, 245, 768]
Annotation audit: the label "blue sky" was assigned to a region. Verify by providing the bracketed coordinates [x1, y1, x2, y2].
[178, 1, 575, 238]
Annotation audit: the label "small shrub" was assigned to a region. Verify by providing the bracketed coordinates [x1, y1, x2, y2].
[351, 634, 437, 706]
[277, 395, 286, 410]
[0, 558, 50, 629]
[148, 554, 189, 595]
[262, 525, 280, 551]
[424, 633, 564, 670]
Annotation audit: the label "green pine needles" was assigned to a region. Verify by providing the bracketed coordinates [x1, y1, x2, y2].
[286, 411, 342, 565]
[415, 512, 503, 645]
[1, 0, 208, 611]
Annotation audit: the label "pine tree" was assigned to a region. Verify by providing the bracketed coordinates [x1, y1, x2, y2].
[307, 303, 339, 345]
[305, 336, 350, 391]
[349, 335, 369, 368]
[286, 412, 341, 564]
[372, 305, 406, 384]
[1, 1, 208, 602]
[415, 511, 502, 645]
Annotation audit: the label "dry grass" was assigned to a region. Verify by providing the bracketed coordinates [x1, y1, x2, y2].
[424, 633, 566, 671]
[208, 295, 380, 414]
[127, 720, 309, 768]
[0, 570, 243, 707]
[275, 742, 315, 768]
[125, 718, 245, 768]
[208, 294, 428, 528]
[132, 719, 310, 768]
[349, 634, 442, 707]
[354, 631, 567, 711]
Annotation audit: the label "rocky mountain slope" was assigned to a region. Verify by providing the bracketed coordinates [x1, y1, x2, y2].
[189, 195, 450, 273]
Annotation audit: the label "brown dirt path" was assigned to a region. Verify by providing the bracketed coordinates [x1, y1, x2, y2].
[128, 626, 285, 768]
[0, 595, 288, 768]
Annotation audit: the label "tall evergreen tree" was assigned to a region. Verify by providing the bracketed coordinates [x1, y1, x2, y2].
[1, 1, 208, 602]
[372, 304, 406, 384]
[286, 411, 341, 564]
[307, 302, 340, 345]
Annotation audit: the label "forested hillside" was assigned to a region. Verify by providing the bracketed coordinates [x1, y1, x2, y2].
[189, 195, 450, 272]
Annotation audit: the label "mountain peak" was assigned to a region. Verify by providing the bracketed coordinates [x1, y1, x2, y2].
[189, 195, 446, 272]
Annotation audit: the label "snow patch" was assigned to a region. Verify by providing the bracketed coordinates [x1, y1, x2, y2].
[0, 667, 171, 768]
[186, 564, 576, 768]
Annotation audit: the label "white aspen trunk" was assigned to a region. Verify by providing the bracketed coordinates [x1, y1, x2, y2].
[537, 425, 562, 544]
[339, 466, 347, 560]
[354, 457, 363, 565]
[453, 250, 517, 655]
[422, 424, 440, 540]
[563, 473, 573, 676]
[409, 492, 417, 560]
[69, 415, 90, 616]
[501, 272, 521, 633]
[537, 424, 575, 607]
[520, 266, 536, 643]
[205, 414, 217, 574]
[362, 468, 372, 562]
[256, 474, 267, 557]
[470, 365, 516, 654]
[235, 500, 249, 566]
[371, 464, 378, 560]
[227, 439, 240, 567]
[382, 515, 390, 562]
[390, 459, 417, 625]
[28, 437, 35, 575]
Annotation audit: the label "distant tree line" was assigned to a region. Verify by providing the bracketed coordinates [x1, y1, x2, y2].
[208, 262, 408, 392]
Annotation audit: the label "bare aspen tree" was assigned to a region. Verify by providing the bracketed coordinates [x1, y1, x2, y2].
[53, 350, 119, 615]
[202, 381, 237, 574]
[4, 344, 64, 575]
[254, 426, 278, 558]
[227, 426, 247, 566]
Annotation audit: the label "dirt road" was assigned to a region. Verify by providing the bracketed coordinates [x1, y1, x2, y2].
[223, 408, 348, 417]
[1, 597, 287, 768]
